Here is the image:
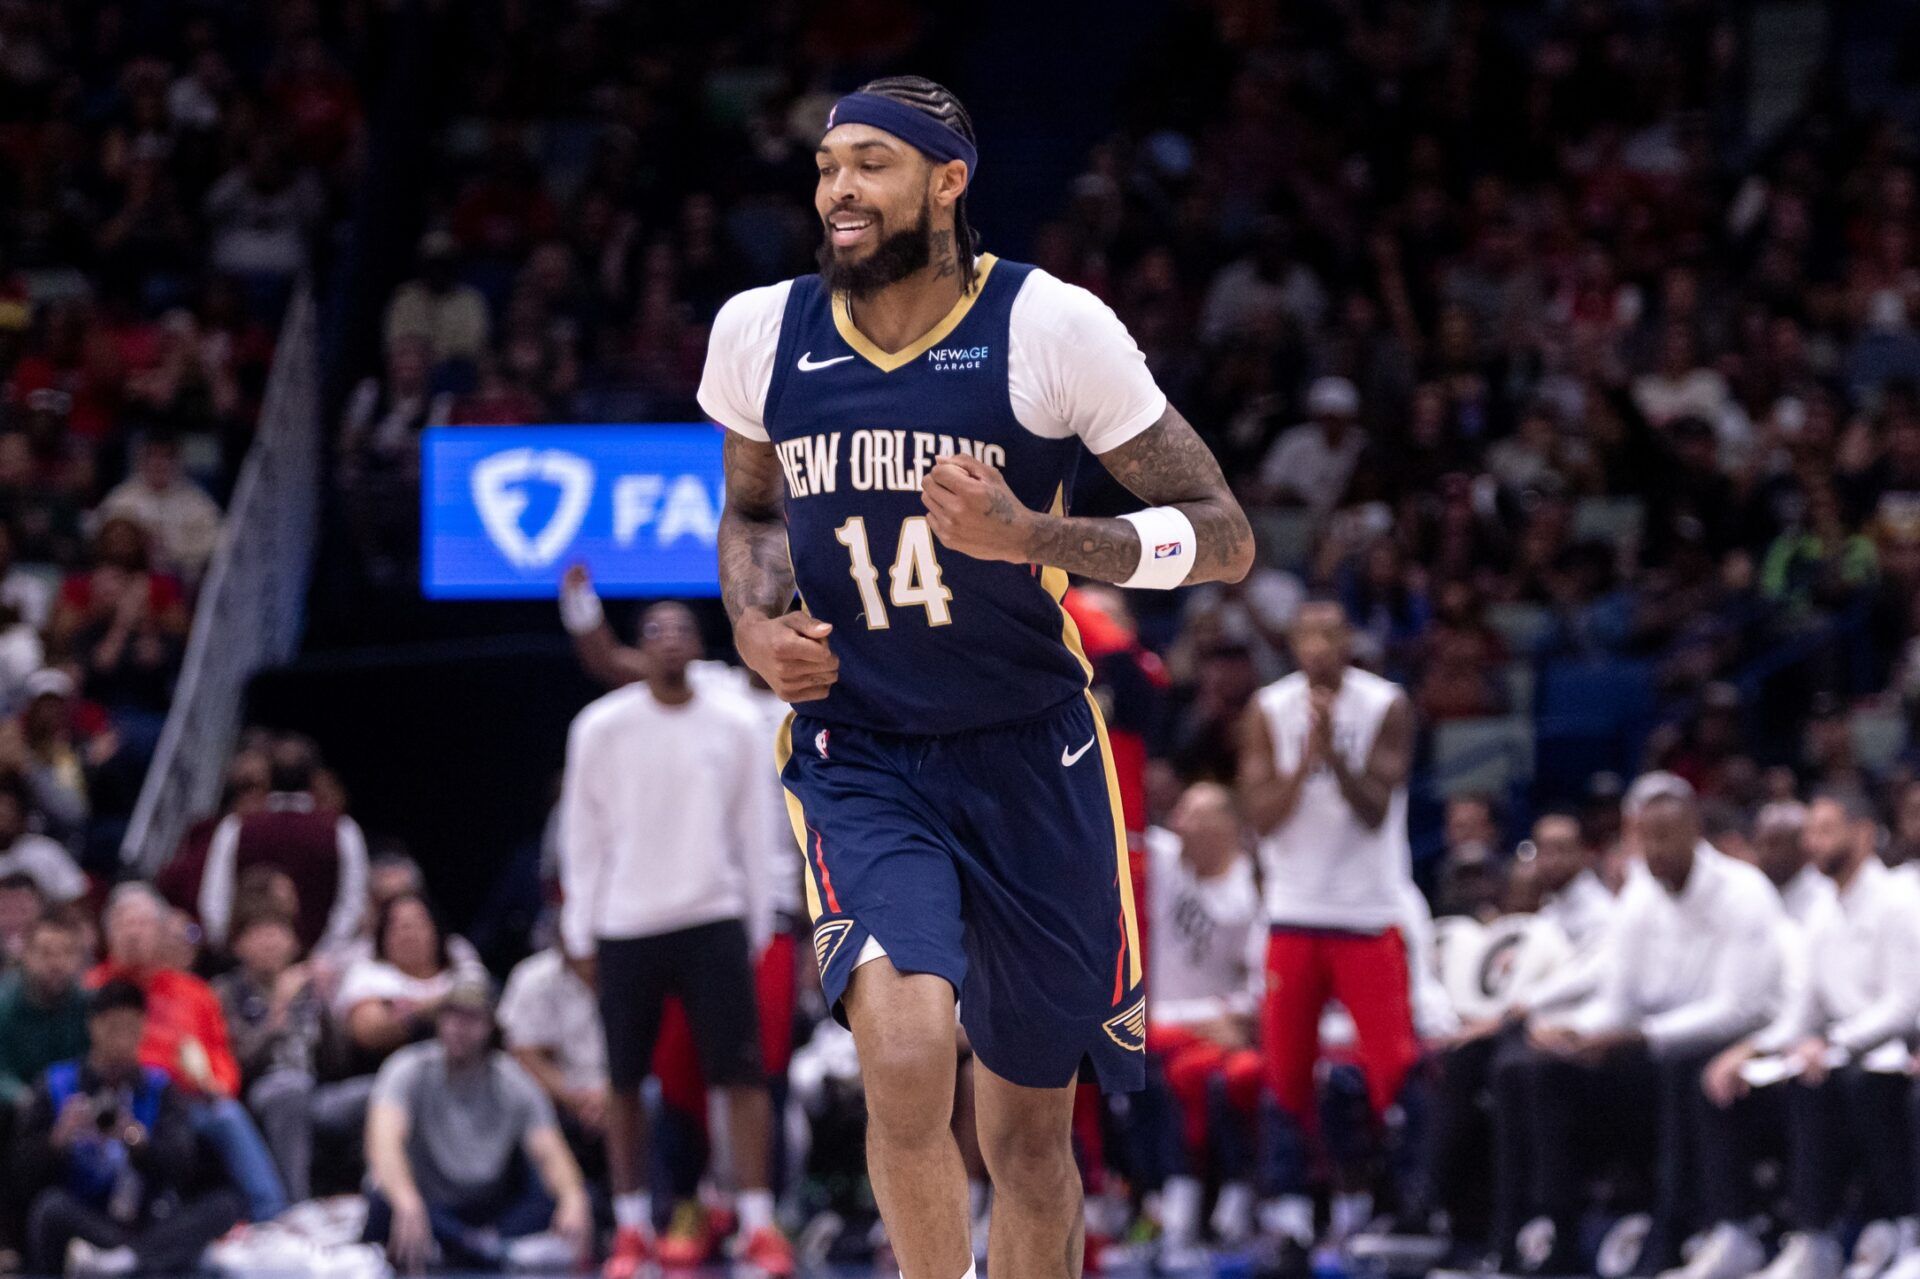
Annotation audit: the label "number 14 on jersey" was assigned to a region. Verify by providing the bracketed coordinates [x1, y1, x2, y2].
[834, 516, 953, 629]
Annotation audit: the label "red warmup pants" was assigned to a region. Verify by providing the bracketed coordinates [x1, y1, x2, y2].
[1147, 1023, 1263, 1154]
[1261, 928, 1419, 1125]
[654, 932, 799, 1117]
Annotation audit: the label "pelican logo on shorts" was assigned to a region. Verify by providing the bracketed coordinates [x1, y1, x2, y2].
[811, 918, 854, 972]
[471, 448, 595, 568]
[1102, 995, 1147, 1052]
[815, 729, 831, 759]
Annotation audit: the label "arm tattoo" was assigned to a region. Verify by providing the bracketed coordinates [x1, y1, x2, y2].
[718, 432, 796, 624]
[1022, 405, 1254, 585]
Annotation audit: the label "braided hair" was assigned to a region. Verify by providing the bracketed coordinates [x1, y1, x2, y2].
[857, 75, 981, 293]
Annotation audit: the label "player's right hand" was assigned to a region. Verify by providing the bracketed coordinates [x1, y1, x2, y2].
[736, 610, 839, 703]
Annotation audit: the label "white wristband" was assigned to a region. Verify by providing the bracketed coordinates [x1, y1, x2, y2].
[559, 578, 605, 635]
[1117, 507, 1198, 590]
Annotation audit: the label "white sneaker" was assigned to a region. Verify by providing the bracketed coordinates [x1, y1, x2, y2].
[1882, 1247, 1920, 1279]
[503, 1231, 578, 1271]
[1156, 1237, 1213, 1273]
[1657, 1222, 1767, 1279]
[1758, 1234, 1844, 1279]
[63, 1241, 134, 1279]
[1599, 1213, 1653, 1279]
[1211, 1182, 1255, 1245]
[1848, 1221, 1904, 1279]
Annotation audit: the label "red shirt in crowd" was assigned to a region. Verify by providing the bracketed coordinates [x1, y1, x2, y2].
[87, 961, 242, 1099]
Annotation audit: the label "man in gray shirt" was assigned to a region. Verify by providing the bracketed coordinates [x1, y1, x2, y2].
[362, 977, 590, 1271]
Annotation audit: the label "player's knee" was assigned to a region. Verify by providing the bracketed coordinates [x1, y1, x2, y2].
[861, 1039, 957, 1143]
[979, 1117, 1074, 1197]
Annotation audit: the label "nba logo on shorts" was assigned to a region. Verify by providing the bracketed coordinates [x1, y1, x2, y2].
[815, 729, 831, 758]
[1153, 541, 1181, 559]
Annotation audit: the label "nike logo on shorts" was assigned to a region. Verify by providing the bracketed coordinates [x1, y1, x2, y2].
[1062, 736, 1096, 767]
[797, 352, 855, 372]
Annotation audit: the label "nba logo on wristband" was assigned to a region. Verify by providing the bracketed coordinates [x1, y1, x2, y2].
[1154, 541, 1182, 559]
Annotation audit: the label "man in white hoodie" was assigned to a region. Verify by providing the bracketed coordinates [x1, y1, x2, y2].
[1492, 778, 1786, 1278]
[1671, 793, 1920, 1279]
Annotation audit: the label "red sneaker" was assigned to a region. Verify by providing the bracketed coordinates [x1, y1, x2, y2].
[655, 1202, 714, 1269]
[600, 1226, 651, 1279]
[739, 1225, 796, 1276]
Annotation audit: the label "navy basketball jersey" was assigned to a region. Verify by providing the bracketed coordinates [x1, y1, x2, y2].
[757, 255, 1094, 734]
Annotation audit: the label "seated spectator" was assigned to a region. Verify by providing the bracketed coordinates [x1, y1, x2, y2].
[14, 980, 243, 1277]
[337, 336, 449, 485]
[1170, 642, 1259, 783]
[384, 229, 491, 365]
[198, 734, 367, 954]
[1491, 782, 1786, 1277]
[93, 433, 223, 585]
[202, 137, 323, 295]
[0, 773, 85, 904]
[0, 596, 45, 716]
[332, 890, 485, 1075]
[0, 521, 54, 633]
[0, 873, 45, 964]
[19, 670, 95, 853]
[49, 518, 188, 716]
[1415, 579, 1509, 722]
[155, 747, 271, 917]
[120, 310, 245, 452]
[214, 906, 370, 1203]
[363, 978, 591, 1271]
[0, 427, 83, 568]
[0, 910, 89, 1111]
[1678, 793, 1920, 1279]
[0, 908, 87, 1258]
[496, 944, 608, 1156]
[89, 883, 286, 1222]
[311, 847, 481, 1002]
[1255, 377, 1366, 518]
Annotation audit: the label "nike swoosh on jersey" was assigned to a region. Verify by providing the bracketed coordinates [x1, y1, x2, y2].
[796, 352, 855, 372]
[1062, 736, 1096, 767]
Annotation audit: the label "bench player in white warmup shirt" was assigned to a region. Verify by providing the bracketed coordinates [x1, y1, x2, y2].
[1238, 598, 1419, 1251]
[1141, 782, 1263, 1264]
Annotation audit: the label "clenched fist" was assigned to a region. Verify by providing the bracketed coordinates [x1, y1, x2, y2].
[735, 610, 839, 703]
[921, 453, 1036, 563]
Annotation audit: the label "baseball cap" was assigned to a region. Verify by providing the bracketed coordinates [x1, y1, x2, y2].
[1307, 376, 1360, 418]
[1756, 799, 1808, 832]
[442, 977, 494, 1016]
[24, 669, 73, 701]
[1623, 770, 1695, 818]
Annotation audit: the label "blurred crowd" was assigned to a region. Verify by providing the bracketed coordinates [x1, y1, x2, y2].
[22, 0, 1920, 1275]
[0, 0, 364, 875]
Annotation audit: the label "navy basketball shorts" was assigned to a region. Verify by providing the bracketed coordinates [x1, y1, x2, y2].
[777, 692, 1145, 1093]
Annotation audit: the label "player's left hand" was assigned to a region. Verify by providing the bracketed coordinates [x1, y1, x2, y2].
[922, 453, 1035, 563]
[1307, 686, 1336, 763]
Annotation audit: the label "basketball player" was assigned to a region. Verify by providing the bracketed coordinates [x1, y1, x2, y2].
[1237, 599, 1420, 1257]
[1141, 782, 1263, 1265]
[702, 77, 1252, 1279]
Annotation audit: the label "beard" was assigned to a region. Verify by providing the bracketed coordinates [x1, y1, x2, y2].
[817, 195, 935, 298]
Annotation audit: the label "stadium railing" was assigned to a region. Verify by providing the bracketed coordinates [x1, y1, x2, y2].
[120, 286, 323, 874]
